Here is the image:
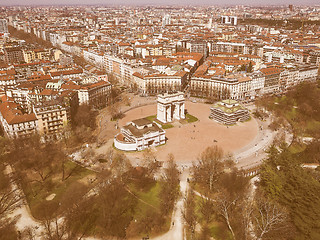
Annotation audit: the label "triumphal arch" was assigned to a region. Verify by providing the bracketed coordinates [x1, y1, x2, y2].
[157, 92, 185, 123]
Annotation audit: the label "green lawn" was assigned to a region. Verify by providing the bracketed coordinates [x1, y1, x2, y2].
[179, 113, 199, 124]
[145, 115, 174, 129]
[145, 114, 198, 127]
[127, 181, 172, 237]
[193, 187, 233, 240]
[306, 120, 320, 133]
[185, 113, 198, 123]
[289, 142, 306, 154]
[162, 123, 174, 129]
[23, 161, 94, 219]
[129, 182, 161, 219]
[145, 115, 157, 122]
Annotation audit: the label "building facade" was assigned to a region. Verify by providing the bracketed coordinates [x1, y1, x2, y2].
[114, 118, 166, 151]
[210, 99, 249, 125]
[157, 92, 185, 123]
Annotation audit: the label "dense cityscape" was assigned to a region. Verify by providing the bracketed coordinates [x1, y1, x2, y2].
[0, 3, 319, 240]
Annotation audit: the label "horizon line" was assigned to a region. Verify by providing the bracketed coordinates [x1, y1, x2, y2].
[1, 3, 320, 7]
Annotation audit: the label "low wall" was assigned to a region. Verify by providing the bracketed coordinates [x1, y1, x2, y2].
[114, 135, 137, 151]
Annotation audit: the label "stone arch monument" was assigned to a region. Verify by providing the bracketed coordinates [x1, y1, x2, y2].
[157, 92, 185, 123]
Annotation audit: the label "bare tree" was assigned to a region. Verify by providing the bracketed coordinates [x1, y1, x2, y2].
[42, 216, 68, 240]
[193, 146, 224, 191]
[142, 149, 160, 179]
[21, 226, 37, 240]
[107, 101, 122, 120]
[215, 190, 238, 240]
[254, 199, 289, 240]
[182, 189, 197, 239]
[0, 164, 22, 224]
[241, 198, 254, 240]
[199, 191, 215, 225]
[159, 154, 180, 215]
[0, 187, 21, 220]
[213, 169, 250, 240]
[110, 152, 132, 179]
[97, 179, 136, 238]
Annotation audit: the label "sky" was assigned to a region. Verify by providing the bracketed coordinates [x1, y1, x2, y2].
[0, 0, 319, 6]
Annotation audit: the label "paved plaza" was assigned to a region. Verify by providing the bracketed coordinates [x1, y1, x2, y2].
[117, 101, 259, 163]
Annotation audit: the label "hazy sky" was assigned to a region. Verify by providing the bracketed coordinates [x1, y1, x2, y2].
[0, 0, 319, 6]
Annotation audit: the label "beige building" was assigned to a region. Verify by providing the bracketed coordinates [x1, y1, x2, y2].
[33, 102, 68, 138]
[0, 101, 38, 138]
[133, 71, 188, 95]
[78, 80, 112, 108]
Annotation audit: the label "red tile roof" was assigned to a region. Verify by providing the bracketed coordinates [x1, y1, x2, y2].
[0, 102, 37, 125]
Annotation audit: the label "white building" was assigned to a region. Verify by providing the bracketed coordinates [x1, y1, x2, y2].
[78, 80, 112, 108]
[221, 16, 237, 26]
[114, 118, 166, 151]
[0, 19, 8, 33]
[83, 49, 104, 69]
[0, 101, 38, 138]
[157, 92, 185, 123]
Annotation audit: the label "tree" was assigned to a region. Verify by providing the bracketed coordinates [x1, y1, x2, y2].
[42, 215, 69, 240]
[241, 198, 254, 240]
[97, 179, 136, 238]
[259, 146, 320, 239]
[253, 197, 289, 240]
[110, 152, 132, 179]
[107, 101, 122, 121]
[182, 189, 197, 239]
[142, 149, 160, 179]
[248, 61, 253, 73]
[159, 154, 180, 215]
[73, 104, 97, 130]
[0, 163, 22, 234]
[199, 191, 215, 225]
[64, 197, 98, 240]
[214, 170, 250, 240]
[193, 146, 224, 192]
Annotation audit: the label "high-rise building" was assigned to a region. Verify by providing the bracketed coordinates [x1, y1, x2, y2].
[289, 4, 294, 11]
[190, 41, 208, 58]
[221, 16, 237, 26]
[0, 19, 8, 33]
[162, 14, 171, 27]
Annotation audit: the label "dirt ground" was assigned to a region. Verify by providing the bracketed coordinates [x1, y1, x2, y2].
[113, 101, 259, 163]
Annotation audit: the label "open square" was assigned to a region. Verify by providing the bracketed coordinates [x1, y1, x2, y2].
[117, 101, 259, 163]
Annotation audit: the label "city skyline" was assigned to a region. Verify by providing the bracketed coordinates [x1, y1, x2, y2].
[1, 0, 320, 6]
[0, 4, 319, 240]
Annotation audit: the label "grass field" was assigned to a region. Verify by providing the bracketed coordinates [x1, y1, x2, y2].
[127, 181, 172, 237]
[23, 161, 94, 219]
[191, 186, 233, 240]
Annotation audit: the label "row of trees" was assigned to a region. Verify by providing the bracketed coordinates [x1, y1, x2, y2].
[239, 18, 320, 30]
[8, 26, 53, 49]
[145, 81, 182, 95]
[190, 84, 231, 102]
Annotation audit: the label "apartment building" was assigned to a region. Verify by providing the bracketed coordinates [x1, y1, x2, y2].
[0, 101, 38, 138]
[78, 80, 112, 108]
